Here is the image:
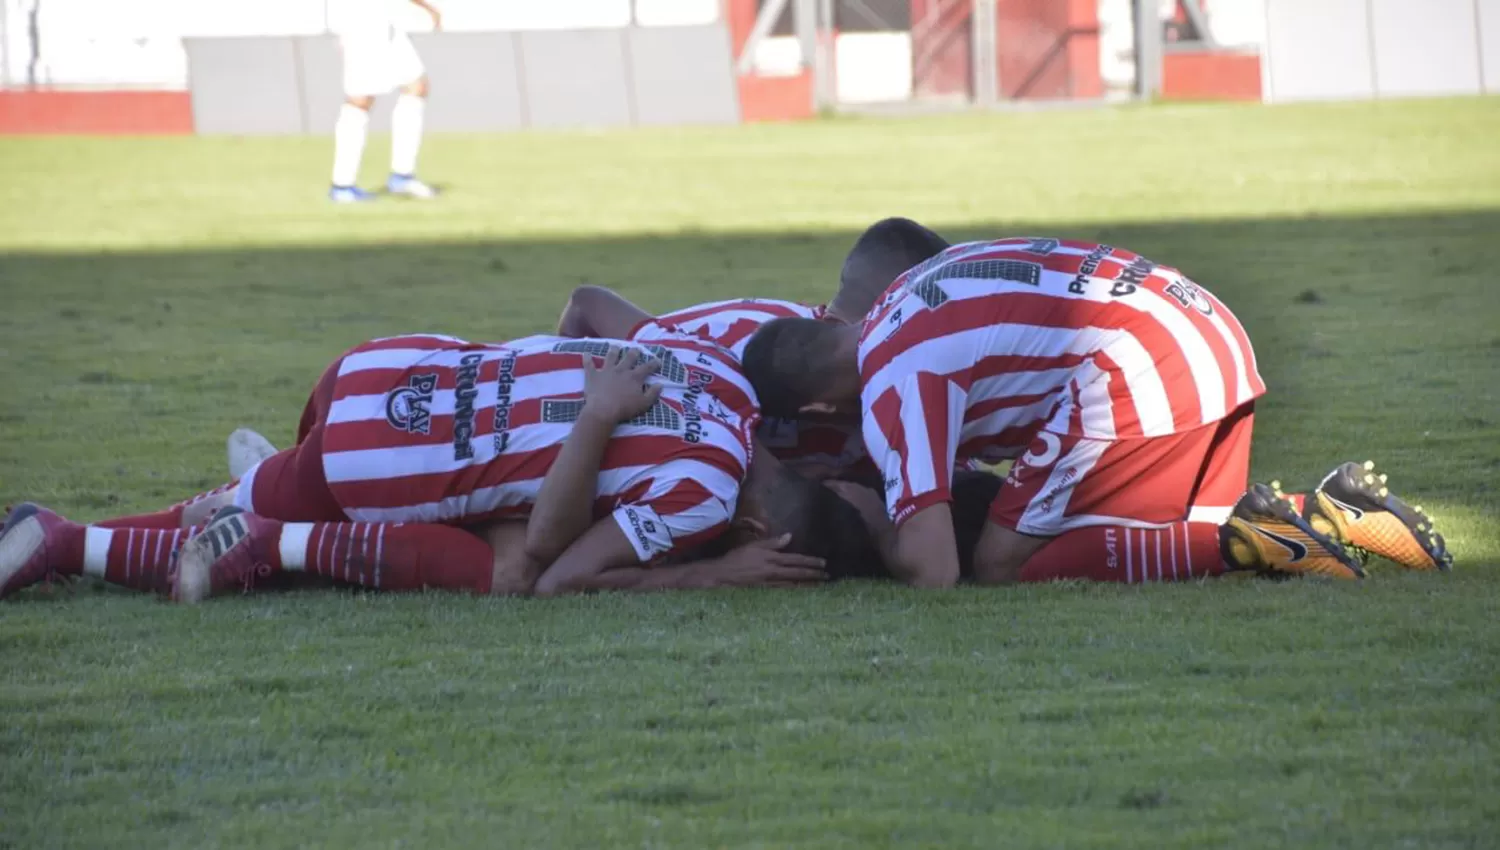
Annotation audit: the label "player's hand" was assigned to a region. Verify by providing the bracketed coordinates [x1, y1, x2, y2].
[582, 347, 662, 424]
[707, 534, 828, 588]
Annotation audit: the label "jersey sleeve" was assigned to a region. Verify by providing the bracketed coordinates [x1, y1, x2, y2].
[862, 371, 970, 526]
[609, 456, 739, 562]
[627, 319, 685, 345]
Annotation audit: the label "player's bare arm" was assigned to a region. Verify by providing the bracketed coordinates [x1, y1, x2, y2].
[479, 521, 544, 595]
[557, 285, 652, 339]
[885, 504, 961, 588]
[524, 347, 662, 565]
[533, 519, 825, 596]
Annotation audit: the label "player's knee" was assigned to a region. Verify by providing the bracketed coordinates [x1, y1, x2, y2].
[346, 95, 375, 111]
[971, 523, 1048, 586]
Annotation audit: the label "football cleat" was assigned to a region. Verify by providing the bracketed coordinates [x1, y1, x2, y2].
[172, 506, 276, 604]
[1304, 461, 1453, 571]
[386, 173, 439, 199]
[227, 428, 278, 480]
[0, 503, 73, 598]
[329, 185, 377, 204]
[1219, 483, 1367, 579]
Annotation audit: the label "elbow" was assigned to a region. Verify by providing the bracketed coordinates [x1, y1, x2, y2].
[531, 571, 564, 597]
[522, 535, 562, 572]
[568, 284, 612, 315]
[909, 570, 959, 589]
[532, 568, 589, 598]
[898, 559, 960, 589]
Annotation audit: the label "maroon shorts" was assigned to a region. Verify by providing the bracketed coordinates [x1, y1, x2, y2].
[232, 359, 347, 522]
[990, 402, 1255, 536]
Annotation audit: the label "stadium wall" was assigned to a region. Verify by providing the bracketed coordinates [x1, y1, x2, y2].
[180, 27, 740, 136]
[1263, 0, 1499, 101]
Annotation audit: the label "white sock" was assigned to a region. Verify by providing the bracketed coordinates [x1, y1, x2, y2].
[390, 94, 425, 177]
[83, 527, 113, 578]
[278, 523, 314, 572]
[331, 103, 370, 187]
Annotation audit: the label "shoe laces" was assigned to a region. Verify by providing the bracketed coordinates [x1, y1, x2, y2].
[236, 561, 274, 594]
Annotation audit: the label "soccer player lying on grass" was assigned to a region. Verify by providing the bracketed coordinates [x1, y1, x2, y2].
[555, 216, 952, 481]
[222, 218, 955, 486]
[742, 237, 1454, 586]
[0, 333, 880, 601]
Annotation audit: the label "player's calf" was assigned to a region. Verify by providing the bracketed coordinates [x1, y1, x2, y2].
[1302, 461, 1453, 572]
[174, 508, 504, 603]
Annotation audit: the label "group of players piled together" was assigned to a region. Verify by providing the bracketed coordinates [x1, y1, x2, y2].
[0, 220, 1453, 602]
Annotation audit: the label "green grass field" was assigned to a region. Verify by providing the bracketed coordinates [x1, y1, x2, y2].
[2, 97, 1499, 848]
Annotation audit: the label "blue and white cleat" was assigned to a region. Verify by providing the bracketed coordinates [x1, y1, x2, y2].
[386, 173, 439, 199]
[328, 185, 377, 204]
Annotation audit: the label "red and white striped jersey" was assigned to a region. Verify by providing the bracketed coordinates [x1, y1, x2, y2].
[633, 304, 866, 472]
[650, 298, 829, 359]
[319, 332, 760, 562]
[859, 238, 1266, 524]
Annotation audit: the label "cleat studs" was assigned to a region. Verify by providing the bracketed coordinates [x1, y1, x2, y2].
[1413, 505, 1423, 514]
[1379, 488, 1389, 498]
[1379, 474, 1388, 484]
[1363, 460, 1375, 470]
[1270, 480, 1282, 491]
[1364, 475, 1377, 485]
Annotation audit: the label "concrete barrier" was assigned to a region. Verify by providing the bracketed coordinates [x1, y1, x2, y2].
[184, 25, 740, 135]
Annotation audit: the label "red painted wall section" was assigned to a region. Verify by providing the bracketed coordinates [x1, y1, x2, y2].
[0, 90, 193, 135]
[911, 0, 974, 99]
[1162, 51, 1262, 101]
[995, 0, 1100, 99]
[913, 0, 1101, 101]
[724, 0, 814, 122]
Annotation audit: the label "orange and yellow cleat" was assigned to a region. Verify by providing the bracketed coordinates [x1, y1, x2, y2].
[1219, 483, 1368, 579]
[1304, 461, 1453, 571]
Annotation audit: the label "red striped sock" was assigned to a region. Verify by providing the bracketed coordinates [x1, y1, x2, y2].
[72, 525, 204, 594]
[1018, 522, 1226, 584]
[271, 521, 495, 594]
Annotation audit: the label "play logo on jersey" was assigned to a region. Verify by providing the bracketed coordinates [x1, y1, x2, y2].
[615, 505, 674, 562]
[385, 373, 438, 435]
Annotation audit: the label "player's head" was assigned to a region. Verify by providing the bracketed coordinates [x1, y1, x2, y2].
[719, 452, 883, 577]
[828, 217, 951, 323]
[741, 318, 862, 419]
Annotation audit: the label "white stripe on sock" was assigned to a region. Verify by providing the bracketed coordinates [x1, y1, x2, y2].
[83, 527, 113, 578]
[279, 523, 314, 572]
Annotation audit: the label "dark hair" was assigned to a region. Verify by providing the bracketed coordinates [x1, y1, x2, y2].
[767, 467, 885, 579]
[952, 470, 1004, 579]
[741, 317, 844, 418]
[833, 217, 952, 318]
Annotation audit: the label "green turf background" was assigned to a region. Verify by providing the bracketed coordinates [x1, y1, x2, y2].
[1, 98, 1497, 848]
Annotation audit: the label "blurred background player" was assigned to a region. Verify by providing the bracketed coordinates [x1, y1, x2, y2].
[327, 0, 442, 203]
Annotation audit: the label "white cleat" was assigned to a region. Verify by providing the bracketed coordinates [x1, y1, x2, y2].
[227, 428, 278, 479]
